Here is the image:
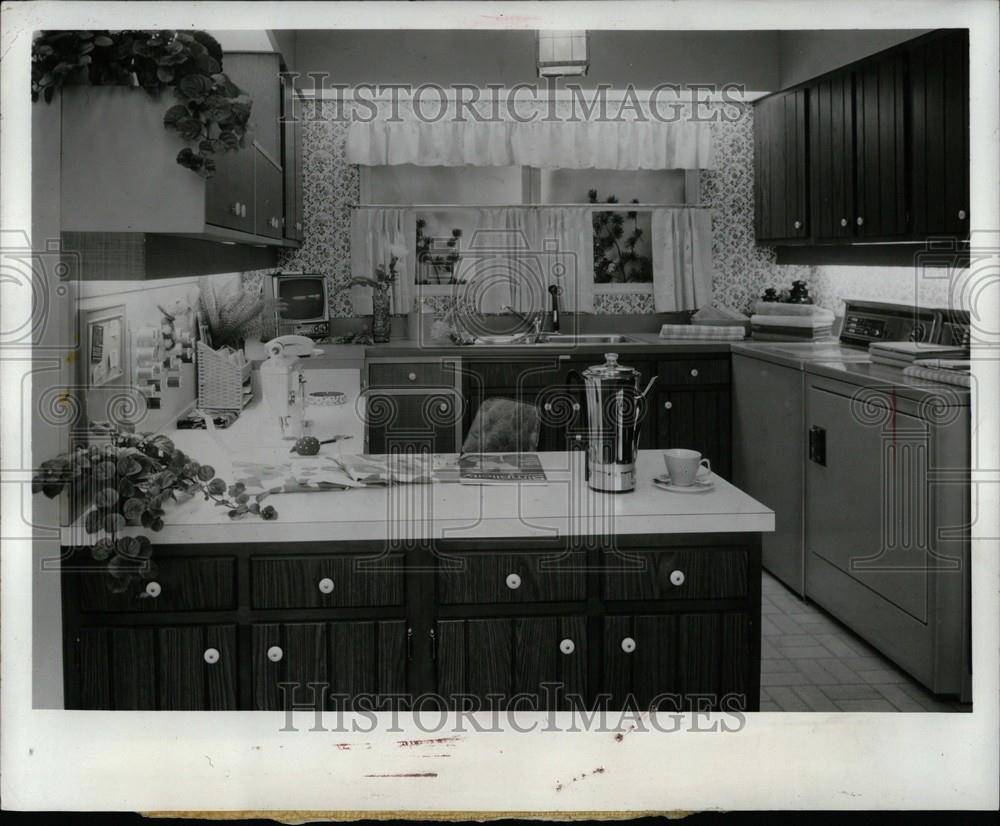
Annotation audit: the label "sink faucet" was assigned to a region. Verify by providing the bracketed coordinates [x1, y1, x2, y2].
[501, 305, 544, 343]
[548, 285, 562, 333]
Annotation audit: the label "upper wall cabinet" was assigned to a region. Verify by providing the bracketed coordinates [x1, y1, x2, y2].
[755, 29, 969, 250]
[753, 89, 809, 243]
[60, 50, 300, 249]
[907, 29, 970, 239]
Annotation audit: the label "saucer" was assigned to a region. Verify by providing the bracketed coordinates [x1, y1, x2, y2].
[652, 472, 714, 493]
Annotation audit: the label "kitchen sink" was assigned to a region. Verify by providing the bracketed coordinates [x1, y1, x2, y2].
[464, 333, 639, 346]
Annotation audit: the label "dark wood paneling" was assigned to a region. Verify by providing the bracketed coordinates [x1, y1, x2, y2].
[327, 620, 408, 708]
[369, 361, 460, 388]
[254, 151, 283, 239]
[158, 624, 238, 710]
[602, 614, 678, 709]
[79, 557, 236, 613]
[753, 89, 808, 242]
[250, 554, 405, 609]
[809, 72, 855, 242]
[657, 357, 730, 386]
[252, 622, 328, 711]
[656, 388, 732, 478]
[437, 551, 586, 605]
[77, 627, 111, 709]
[677, 613, 723, 709]
[365, 392, 460, 454]
[111, 628, 157, 710]
[602, 548, 748, 602]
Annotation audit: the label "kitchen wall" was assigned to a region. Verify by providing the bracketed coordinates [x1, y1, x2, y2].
[777, 29, 933, 88]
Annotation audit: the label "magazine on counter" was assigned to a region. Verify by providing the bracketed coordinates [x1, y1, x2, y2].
[232, 454, 461, 494]
[458, 453, 547, 484]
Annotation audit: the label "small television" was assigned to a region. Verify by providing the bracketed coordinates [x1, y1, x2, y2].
[270, 272, 329, 340]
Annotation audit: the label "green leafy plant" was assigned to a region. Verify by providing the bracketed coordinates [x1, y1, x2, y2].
[589, 189, 652, 283]
[198, 276, 264, 349]
[349, 255, 400, 290]
[31, 30, 252, 177]
[416, 220, 463, 284]
[32, 424, 277, 592]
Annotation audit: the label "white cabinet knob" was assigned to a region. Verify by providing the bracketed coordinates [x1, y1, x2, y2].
[572, 403, 580, 412]
[296, 221, 302, 231]
[958, 209, 967, 220]
[439, 402, 448, 413]
[690, 368, 699, 377]
[793, 220, 802, 230]
[145, 581, 161, 598]
[669, 569, 686, 587]
[231, 202, 240, 215]
[203, 647, 220, 665]
[856, 216, 864, 226]
[318, 577, 335, 595]
[408, 372, 417, 382]
[559, 638, 575, 655]
[621, 637, 637, 654]
[505, 573, 522, 590]
[543, 402, 553, 412]
[663, 401, 672, 410]
[840, 217, 848, 227]
[267, 645, 284, 663]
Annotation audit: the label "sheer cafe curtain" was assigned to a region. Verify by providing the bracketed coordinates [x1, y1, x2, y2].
[651, 207, 713, 312]
[349, 207, 414, 315]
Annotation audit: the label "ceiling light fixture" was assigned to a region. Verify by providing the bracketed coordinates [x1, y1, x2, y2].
[537, 30, 589, 77]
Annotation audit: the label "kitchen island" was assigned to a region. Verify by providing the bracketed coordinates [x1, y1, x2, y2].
[60, 446, 772, 713]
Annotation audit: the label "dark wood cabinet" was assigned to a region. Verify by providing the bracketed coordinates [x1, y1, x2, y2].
[365, 391, 461, 454]
[758, 29, 970, 253]
[254, 150, 284, 239]
[908, 29, 970, 239]
[75, 624, 238, 710]
[63, 536, 761, 711]
[809, 72, 855, 242]
[753, 88, 809, 243]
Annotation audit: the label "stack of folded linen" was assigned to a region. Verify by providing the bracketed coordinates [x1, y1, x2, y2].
[902, 357, 972, 388]
[869, 342, 969, 369]
[659, 323, 746, 341]
[750, 302, 835, 341]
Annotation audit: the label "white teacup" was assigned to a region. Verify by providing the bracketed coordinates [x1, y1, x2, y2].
[663, 449, 711, 487]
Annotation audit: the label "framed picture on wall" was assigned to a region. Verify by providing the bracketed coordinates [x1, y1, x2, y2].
[84, 305, 127, 388]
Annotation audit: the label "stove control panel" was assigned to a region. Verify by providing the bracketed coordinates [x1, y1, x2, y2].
[839, 301, 939, 348]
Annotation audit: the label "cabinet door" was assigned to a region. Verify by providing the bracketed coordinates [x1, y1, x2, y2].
[908, 30, 970, 239]
[753, 89, 809, 242]
[809, 73, 856, 242]
[283, 83, 304, 242]
[327, 621, 409, 710]
[854, 52, 908, 240]
[205, 146, 254, 232]
[436, 616, 586, 709]
[73, 624, 237, 710]
[656, 388, 732, 479]
[255, 149, 283, 239]
[252, 622, 328, 711]
[604, 613, 750, 710]
[366, 392, 460, 454]
[225, 52, 282, 162]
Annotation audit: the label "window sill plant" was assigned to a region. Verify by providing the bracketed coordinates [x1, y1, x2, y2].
[32, 424, 278, 592]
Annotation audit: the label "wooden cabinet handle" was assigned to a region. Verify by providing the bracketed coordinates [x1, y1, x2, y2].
[559, 638, 575, 655]
[408, 372, 417, 382]
[144, 581, 161, 598]
[669, 569, 686, 587]
[296, 221, 302, 231]
[690, 368, 699, 377]
[621, 637, 637, 654]
[203, 647, 220, 665]
[317, 577, 335, 594]
[505, 573, 522, 590]
[958, 209, 967, 220]
[856, 216, 864, 226]
[663, 401, 672, 410]
[840, 217, 848, 227]
[231, 202, 241, 216]
[267, 645, 284, 663]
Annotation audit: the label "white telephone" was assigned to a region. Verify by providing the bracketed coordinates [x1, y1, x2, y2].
[259, 336, 324, 438]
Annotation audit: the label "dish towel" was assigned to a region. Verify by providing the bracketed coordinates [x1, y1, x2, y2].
[659, 323, 746, 340]
[752, 302, 832, 317]
[902, 365, 972, 388]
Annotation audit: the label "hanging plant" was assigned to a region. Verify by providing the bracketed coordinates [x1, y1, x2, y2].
[33, 424, 277, 592]
[31, 30, 252, 177]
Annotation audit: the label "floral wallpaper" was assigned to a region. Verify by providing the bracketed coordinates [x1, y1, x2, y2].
[275, 99, 808, 319]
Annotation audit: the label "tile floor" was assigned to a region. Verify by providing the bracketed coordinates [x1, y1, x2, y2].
[760, 570, 970, 712]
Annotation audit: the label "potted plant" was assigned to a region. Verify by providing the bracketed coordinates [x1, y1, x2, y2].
[349, 252, 401, 343]
[31, 30, 251, 177]
[32, 424, 277, 592]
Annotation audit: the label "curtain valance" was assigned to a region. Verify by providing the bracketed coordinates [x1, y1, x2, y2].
[346, 119, 714, 170]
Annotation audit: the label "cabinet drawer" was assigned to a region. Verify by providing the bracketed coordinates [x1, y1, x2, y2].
[78, 556, 236, 613]
[369, 361, 458, 389]
[658, 358, 730, 386]
[602, 549, 747, 601]
[251, 554, 405, 609]
[437, 551, 586, 604]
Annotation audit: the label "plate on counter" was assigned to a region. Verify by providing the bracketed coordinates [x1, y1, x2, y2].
[652, 473, 714, 493]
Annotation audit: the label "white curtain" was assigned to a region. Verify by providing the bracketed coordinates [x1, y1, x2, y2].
[347, 119, 714, 170]
[349, 207, 415, 315]
[516, 207, 594, 314]
[452, 208, 527, 316]
[651, 208, 714, 312]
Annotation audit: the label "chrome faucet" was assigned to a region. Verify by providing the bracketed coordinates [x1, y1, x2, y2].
[501, 305, 544, 343]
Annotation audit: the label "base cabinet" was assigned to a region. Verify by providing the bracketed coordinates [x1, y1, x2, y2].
[63, 535, 760, 711]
